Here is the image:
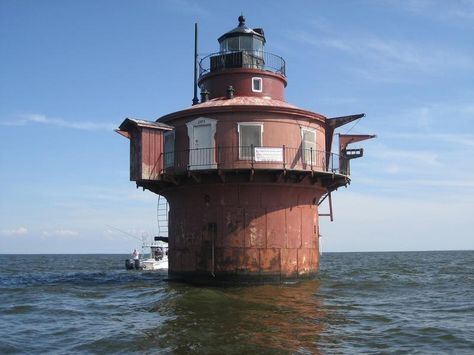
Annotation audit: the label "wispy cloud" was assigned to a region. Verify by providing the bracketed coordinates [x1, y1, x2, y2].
[385, 132, 474, 147]
[42, 229, 79, 238]
[0, 226, 28, 237]
[368, 98, 474, 133]
[0, 114, 116, 131]
[392, 0, 474, 21]
[287, 24, 473, 83]
[358, 176, 474, 189]
[369, 145, 442, 167]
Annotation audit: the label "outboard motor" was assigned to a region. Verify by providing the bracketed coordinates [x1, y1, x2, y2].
[134, 259, 140, 269]
[125, 259, 134, 270]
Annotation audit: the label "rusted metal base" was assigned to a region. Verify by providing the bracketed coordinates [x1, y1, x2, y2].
[160, 181, 324, 285]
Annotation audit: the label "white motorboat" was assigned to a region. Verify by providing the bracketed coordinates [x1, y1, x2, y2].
[125, 237, 168, 271]
[125, 195, 169, 271]
[140, 239, 168, 270]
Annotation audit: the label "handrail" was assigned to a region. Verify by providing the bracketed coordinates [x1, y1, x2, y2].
[162, 146, 348, 175]
[199, 50, 286, 78]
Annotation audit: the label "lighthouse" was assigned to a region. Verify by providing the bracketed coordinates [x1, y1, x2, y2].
[117, 16, 374, 284]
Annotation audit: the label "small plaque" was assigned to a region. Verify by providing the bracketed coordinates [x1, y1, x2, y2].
[254, 147, 283, 162]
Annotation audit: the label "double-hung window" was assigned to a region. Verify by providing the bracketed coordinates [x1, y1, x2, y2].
[301, 128, 316, 165]
[238, 123, 263, 159]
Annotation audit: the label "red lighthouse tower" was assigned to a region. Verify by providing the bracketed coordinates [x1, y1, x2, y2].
[117, 16, 374, 284]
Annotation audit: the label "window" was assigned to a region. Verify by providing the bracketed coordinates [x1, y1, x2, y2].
[253, 38, 264, 53]
[227, 37, 239, 51]
[164, 131, 175, 168]
[301, 128, 316, 164]
[221, 36, 256, 52]
[252, 77, 262, 92]
[240, 36, 253, 50]
[238, 123, 263, 159]
[220, 40, 227, 52]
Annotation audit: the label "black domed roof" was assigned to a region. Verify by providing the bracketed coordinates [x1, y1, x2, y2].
[217, 15, 265, 44]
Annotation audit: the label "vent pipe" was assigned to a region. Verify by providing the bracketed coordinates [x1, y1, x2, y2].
[226, 85, 235, 99]
[200, 90, 210, 102]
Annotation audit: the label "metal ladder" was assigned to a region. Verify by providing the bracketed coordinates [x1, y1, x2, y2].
[157, 195, 169, 237]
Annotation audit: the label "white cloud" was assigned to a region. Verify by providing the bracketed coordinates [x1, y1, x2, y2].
[0, 113, 115, 131]
[383, 0, 474, 22]
[358, 176, 474, 189]
[42, 229, 79, 238]
[367, 98, 474, 137]
[287, 24, 473, 83]
[385, 132, 474, 147]
[370, 145, 442, 167]
[0, 226, 28, 237]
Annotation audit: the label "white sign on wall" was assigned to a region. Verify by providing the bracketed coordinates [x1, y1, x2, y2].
[254, 147, 283, 162]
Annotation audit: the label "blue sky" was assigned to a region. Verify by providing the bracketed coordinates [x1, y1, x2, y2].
[1, 0, 473, 253]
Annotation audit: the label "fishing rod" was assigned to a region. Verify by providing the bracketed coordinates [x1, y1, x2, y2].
[105, 224, 143, 242]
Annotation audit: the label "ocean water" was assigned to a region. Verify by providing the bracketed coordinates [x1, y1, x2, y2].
[0, 251, 473, 354]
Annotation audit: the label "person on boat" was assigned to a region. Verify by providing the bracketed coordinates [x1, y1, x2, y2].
[155, 247, 163, 260]
[132, 249, 140, 260]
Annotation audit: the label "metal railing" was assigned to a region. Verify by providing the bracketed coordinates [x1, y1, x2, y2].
[162, 146, 348, 175]
[199, 50, 286, 77]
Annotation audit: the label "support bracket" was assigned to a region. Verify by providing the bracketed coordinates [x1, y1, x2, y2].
[188, 171, 201, 183]
[318, 192, 334, 222]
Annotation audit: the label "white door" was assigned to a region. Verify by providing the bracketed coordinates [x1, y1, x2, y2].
[190, 124, 213, 169]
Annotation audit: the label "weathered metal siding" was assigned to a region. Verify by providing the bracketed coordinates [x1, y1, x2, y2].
[163, 110, 326, 172]
[163, 183, 324, 284]
[129, 129, 141, 181]
[129, 128, 165, 181]
[141, 128, 164, 180]
[199, 69, 287, 101]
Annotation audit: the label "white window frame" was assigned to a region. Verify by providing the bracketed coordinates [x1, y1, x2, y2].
[238, 122, 264, 160]
[164, 130, 175, 168]
[301, 128, 317, 164]
[252, 77, 263, 93]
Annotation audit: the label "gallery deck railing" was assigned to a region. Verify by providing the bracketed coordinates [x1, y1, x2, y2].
[160, 146, 348, 176]
[199, 50, 286, 77]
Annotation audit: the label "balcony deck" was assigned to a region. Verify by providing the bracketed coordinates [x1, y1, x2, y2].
[199, 50, 286, 78]
[143, 146, 349, 181]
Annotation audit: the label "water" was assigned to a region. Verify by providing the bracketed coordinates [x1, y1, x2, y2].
[0, 251, 473, 354]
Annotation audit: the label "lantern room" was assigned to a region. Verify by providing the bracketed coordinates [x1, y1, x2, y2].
[198, 16, 286, 101]
[218, 15, 265, 53]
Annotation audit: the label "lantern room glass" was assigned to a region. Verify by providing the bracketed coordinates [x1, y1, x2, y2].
[220, 36, 264, 54]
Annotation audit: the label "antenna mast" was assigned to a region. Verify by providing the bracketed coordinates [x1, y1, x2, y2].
[192, 23, 199, 105]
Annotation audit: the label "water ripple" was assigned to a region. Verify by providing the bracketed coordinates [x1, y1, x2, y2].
[0, 251, 473, 353]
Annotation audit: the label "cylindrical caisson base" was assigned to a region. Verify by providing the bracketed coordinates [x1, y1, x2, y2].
[162, 182, 325, 285]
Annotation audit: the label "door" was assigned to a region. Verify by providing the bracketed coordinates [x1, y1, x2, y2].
[190, 124, 213, 169]
[301, 128, 316, 166]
